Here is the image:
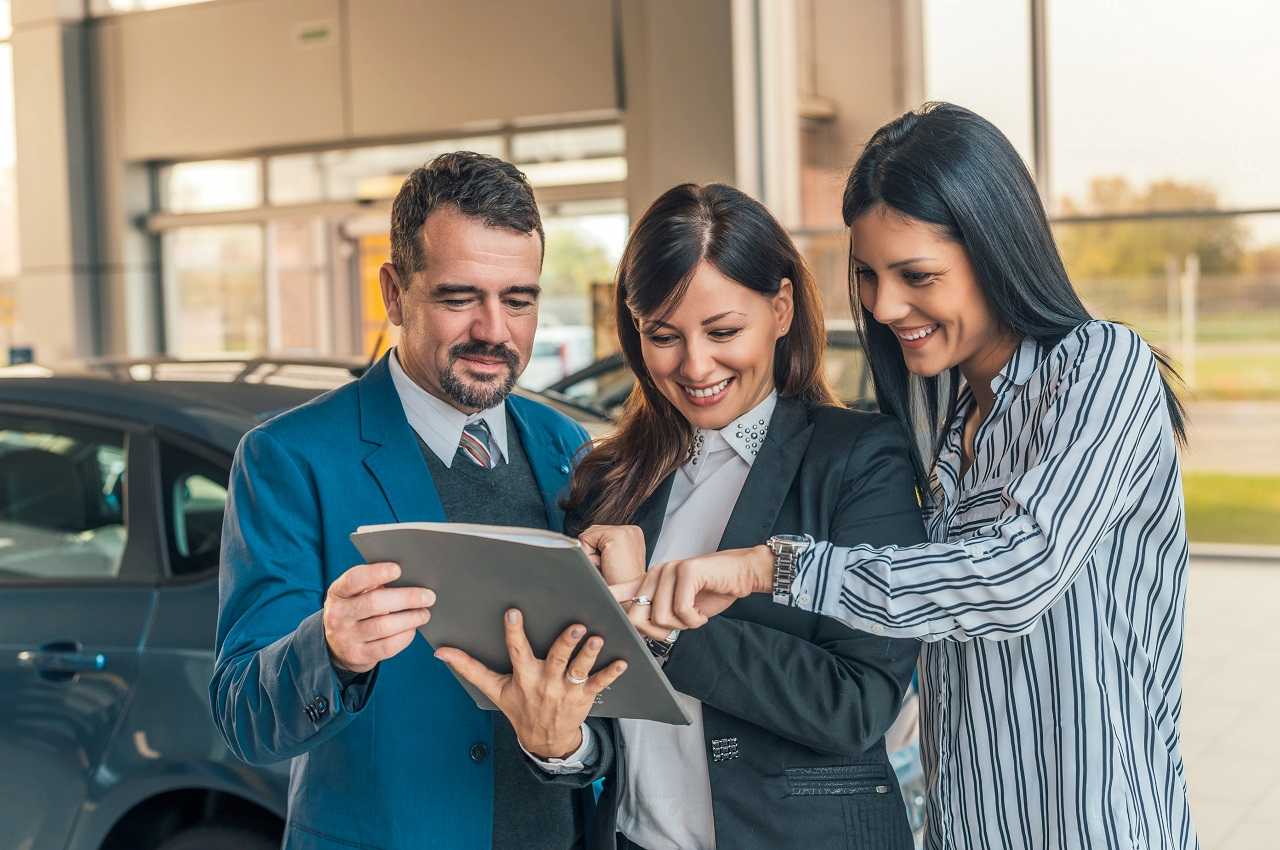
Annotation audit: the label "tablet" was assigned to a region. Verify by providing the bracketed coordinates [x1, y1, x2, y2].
[350, 522, 692, 726]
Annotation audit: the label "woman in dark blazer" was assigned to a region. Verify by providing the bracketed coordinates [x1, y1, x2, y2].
[558, 183, 928, 850]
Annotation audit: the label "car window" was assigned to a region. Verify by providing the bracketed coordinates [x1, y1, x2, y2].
[0, 415, 128, 581]
[159, 441, 230, 577]
[560, 365, 637, 417]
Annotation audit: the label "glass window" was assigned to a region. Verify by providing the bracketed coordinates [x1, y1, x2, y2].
[89, 0, 213, 15]
[0, 43, 18, 278]
[513, 125, 627, 188]
[1053, 213, 1280, 399]
[1048, 0, 1280, 214]
[521, 203, 628, 389]
[159, 159, 262, 213]
[162, 225, 265, 355]
[267, 218, 329, 354]
[267, 136, 505, 205]
[159, 440, 227, 577]
[923, 0, 1034, 170]
[0, 416, 128, 581]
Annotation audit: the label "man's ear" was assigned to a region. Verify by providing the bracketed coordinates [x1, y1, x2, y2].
[380, 263, 407, 327]
[773, 278, 795, 338]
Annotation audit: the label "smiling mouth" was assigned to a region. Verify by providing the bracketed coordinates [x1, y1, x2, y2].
[681, 377, 733, 400]
[895, 323, 939, 342]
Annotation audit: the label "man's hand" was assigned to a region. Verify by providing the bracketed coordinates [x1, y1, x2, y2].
[578, 524, 647, 585]
[323, 562, 435, 674]
[435, 610, 628, 760]
[609, 545, 774, 639]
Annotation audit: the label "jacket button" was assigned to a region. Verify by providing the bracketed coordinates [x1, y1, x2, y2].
[469, 742, 488, 763]
[312, 696, 329, 718]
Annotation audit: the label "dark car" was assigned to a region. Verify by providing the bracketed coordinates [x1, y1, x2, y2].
[543, 323, 876, 419]
[0, 356, 611, 850]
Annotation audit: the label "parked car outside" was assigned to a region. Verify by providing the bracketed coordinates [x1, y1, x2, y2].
[521, 324, 596, 390]
[0, 356, 609, 850]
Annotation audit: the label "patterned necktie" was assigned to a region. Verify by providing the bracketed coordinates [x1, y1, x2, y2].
[458, 419, 496, 469]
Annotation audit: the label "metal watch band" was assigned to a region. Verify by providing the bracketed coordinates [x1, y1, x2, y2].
[769, 536, 805, 603]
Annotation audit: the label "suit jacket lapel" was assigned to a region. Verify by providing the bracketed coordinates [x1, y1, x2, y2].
[507, 397, 572, 531]
[718, 397, 814, 551]
[357, 354, 445, 523]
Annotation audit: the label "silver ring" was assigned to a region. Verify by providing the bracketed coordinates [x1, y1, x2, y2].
[566, 671, 589, 686]
[629, 596, 653, 606]
[666, 629, 681, 642]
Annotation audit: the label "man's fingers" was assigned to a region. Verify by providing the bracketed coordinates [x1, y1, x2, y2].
[350, 586, 436, 621]
[545, 622, 587, 674]
[357, 627, 418, 666]
[358, 608, 432, 641]
[586, 659, 629, 695]
[501, 609, 537, 671]
[435, 648, 507, 704]
[330, 562, 401, 598]
[566, 635, 603, 683]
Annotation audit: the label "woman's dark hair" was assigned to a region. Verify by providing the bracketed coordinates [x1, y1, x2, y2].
[844, 102, 1187, 493]
[565, 183, 838, 526]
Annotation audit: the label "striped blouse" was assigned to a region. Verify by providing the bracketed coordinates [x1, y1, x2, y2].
[791, 321, 1198, 849]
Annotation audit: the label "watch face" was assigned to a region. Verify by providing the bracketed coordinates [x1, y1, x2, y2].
[771, 534, 809, 551]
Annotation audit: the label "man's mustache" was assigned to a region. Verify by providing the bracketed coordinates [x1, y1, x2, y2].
[449, 342, 519, 369]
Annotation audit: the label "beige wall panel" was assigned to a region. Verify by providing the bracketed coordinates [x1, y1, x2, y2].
[12, 25, 76, 270]
[118, 0, 345, 160]
[348, 0, 616, 138]
[620, 0, 738, 219]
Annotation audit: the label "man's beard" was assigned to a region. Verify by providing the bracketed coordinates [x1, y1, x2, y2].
[439, 341, 520, 410]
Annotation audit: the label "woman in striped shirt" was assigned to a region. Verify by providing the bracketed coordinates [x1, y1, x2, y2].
[604, 103, 1199, 849]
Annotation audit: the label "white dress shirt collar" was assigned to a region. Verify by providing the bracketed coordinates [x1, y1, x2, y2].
[684, 391, 778, 483]
[387, 347, 509, 468]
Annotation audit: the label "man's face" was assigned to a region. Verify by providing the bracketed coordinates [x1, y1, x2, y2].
[380, 206, 543, 413]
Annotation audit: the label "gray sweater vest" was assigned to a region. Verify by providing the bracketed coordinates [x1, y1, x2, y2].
[419, 421, 580, 850]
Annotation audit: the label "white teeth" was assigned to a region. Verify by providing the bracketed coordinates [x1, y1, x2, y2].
[684, 378, 730, 398]
[899, 324, 938, 341]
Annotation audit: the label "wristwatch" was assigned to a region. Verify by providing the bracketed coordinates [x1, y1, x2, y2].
[644, 632, 679, 666]
[767, 534, 810, 604]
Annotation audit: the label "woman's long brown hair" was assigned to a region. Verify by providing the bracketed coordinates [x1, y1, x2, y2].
[563, 183, 838, 528]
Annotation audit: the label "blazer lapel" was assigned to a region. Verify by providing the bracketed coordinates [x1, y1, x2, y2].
[718, 397, 814, 551]
[357, 354, 445, 523]
[507, 397, 572, 531]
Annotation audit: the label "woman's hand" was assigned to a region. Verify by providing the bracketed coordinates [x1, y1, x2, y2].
[578, 524, 647, 585]
[610, 545, 775, 639]
[435, 610, 627, 760]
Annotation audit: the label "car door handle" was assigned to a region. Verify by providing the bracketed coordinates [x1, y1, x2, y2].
[17, 641, 107, 680]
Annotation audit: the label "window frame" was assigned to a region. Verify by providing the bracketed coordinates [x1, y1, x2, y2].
[152, 425, 233, 584]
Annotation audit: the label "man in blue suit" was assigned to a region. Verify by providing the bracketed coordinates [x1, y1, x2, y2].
[211, 152, 612, 849]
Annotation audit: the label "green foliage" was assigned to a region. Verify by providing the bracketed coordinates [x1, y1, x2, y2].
[1056, 177, 1248, 277]
[541, 227, 616, 297]
[1184, 471, 1280, 544]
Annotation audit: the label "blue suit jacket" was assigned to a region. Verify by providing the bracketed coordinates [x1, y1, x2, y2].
[210, 354, 590, 849]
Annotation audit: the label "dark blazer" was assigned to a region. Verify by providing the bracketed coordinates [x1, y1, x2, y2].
[569, 397, 927, 850]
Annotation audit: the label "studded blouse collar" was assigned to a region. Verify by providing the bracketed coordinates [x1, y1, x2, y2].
[686, 390, 778, 469]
